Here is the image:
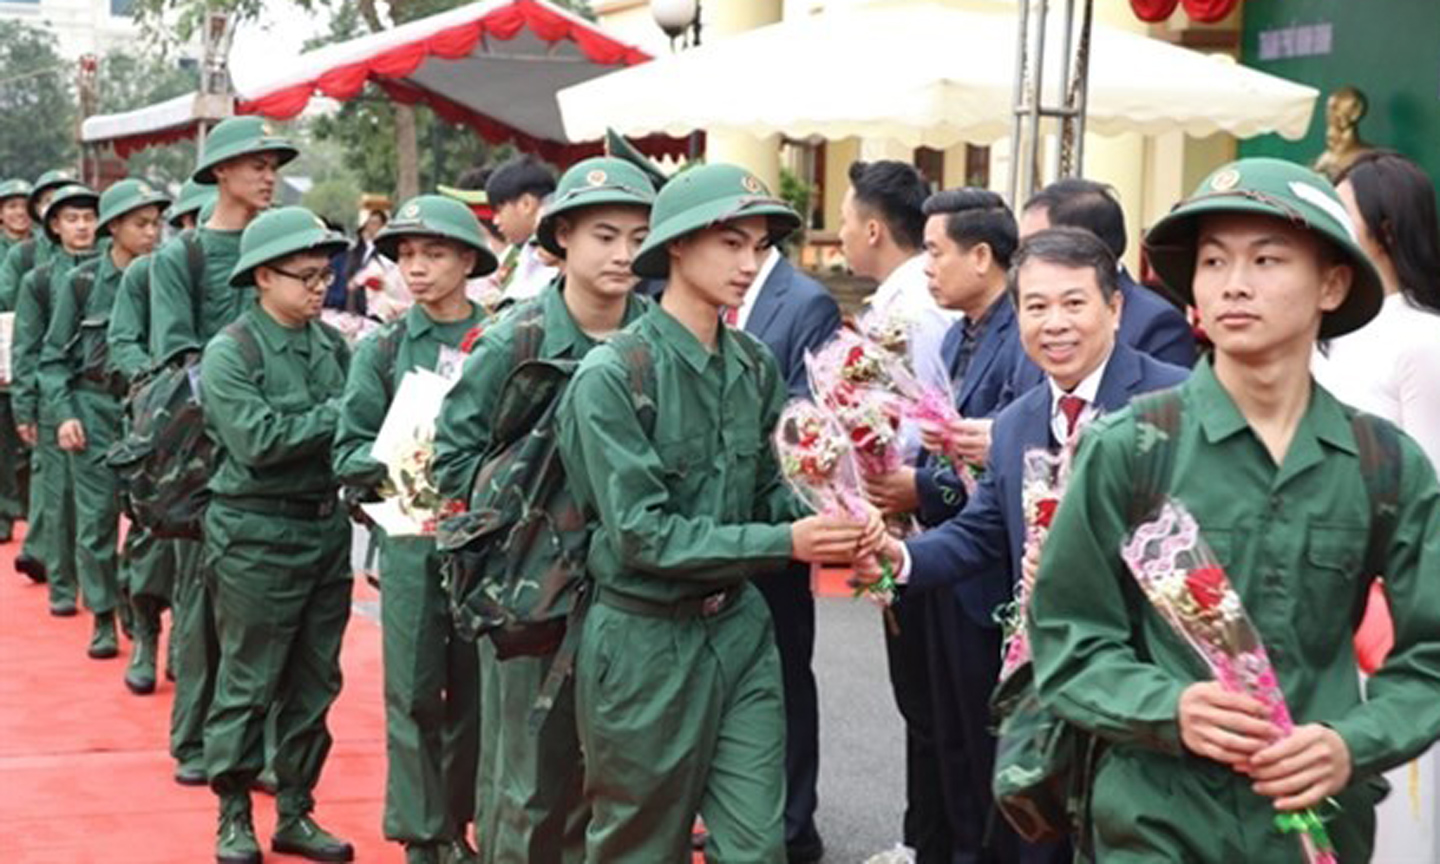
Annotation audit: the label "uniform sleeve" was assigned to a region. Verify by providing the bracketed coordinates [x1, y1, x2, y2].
[557, 357, 794, 582]
[1330, 437, 1440, 776]
[0, 244, 23, 312]
[11, 271, 45, 426]
[200, 336, 340, 469]
[906, 459, 1010, 593]
[38, 268, 80, 425]
[149, 237, 200, 366]
[1028, 417, 1188, 755]
[108, 261, 151, 384]
[331, 333, 390, 491]
[432, 330, 510, 501]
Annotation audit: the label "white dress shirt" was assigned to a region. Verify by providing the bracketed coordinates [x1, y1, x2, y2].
[502, 240, 560, 304]
[735, 247, 783, 331]
[1047, 350, 1110, 443]
[1312, 292, 1440, 468]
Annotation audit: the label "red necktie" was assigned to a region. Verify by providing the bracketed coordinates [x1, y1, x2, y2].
[1058, 395, 1087, 437]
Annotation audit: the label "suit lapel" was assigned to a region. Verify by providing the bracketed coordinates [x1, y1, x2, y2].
[744, 257, 790, 343]
[1095, 343, 1144, 413]
[956, 296, 1013, 412]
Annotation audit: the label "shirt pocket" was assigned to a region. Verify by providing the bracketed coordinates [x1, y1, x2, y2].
[654, 434, 711, 505]
[1299, 522, 1369, 656]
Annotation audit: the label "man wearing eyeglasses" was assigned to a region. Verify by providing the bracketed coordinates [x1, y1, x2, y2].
[147, 116, 298, 797]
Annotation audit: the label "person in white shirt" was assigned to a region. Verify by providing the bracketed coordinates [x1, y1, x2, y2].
[1312, 149, 1440, 864]
[485, 154, 560, 305]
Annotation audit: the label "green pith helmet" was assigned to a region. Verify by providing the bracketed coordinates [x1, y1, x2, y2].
[229, 206, 347, 287]
[632, 163, 801, 279]
[97, 179, 172, 236]
[1144, 157, 1384, 340]
[376, 195, 499, 278]
[0, 178, 33, 203]
[29, 168, 78, 220]
[193, 116, 299, 185]
[167, 179, 215, 227]
[41, 183, 100, 244]
[535, 157, 657, 258]
[604, 128, 671, 192]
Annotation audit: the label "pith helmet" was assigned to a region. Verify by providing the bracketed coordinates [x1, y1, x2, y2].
[535, 157, 656, 258]
[97, 179, 171, 236]
[167, 179, 215, 228]
[0, 178, 33, 204]
[1144, 157, 1383, 340]
[193, 116, 299, 185]
[41, 183, 100, 244]
[229, 206, 347, 287]
[29, 168, 78, 220]
[376, 195, 498, 278]
[632, 163, 801, 279]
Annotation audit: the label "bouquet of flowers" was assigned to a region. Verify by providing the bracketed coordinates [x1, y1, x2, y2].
[1120, 500, 1338, 864]
[363, 368, 462, 537]
[774, 400, 894, 603]
[320, 309, 381, 347]
[806, 330, 901, 413]
[855, 306, 914, 369]
[995, 445, 1075, 681]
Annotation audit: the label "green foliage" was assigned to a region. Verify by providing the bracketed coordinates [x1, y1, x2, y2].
[302, 176, 364, 228]
[0, 21, 76, 181]
[96, 49, 199, 187]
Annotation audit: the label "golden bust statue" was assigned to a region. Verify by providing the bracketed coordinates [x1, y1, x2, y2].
[1314, 86, 1373, 181]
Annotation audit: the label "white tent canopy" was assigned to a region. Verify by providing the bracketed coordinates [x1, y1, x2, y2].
[558, 0, 1319, 150]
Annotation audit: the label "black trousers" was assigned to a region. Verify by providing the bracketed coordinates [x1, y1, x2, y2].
[754, 562, 822, 850]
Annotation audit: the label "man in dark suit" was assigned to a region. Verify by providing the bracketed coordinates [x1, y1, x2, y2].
[1019, 178, 1196, 369]
[862, 188, 1034, 864]
[861, 226, 1189, 863]
[730, 246, 841, 863]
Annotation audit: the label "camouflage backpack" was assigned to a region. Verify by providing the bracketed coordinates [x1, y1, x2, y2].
[103, 232, 217, 538]
[59, 263, 124, 395]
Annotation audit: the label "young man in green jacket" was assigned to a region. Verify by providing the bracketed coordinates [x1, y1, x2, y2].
[556, 163, 884, 862]
[1029, 157, 1440, 862]
[202, 206, 354, 864]
[334, 195, 496, 864]
[153, 116, 299, 788]
[0, 177, 35, 546]
[433, 155, 657, 864]
[40, 179, 169, 664]
[13, 184, 100, 621]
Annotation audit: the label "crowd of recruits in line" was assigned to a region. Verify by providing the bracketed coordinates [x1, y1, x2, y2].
[3, 110, 1439, 864]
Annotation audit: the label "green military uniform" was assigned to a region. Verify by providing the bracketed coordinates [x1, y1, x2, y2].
[167, 179, 215, 231]
[554, 163, 807, 863]
[202, 207, 354, 864]
[154, 117, 298, 788]
[432, 157, 656, 864]
[13, 185, 102, 617]
[334, 194, 495, 864]
[1029, 159, 1440, 862]
[0, 177, 36, 544]
[40, 180, 171, 672]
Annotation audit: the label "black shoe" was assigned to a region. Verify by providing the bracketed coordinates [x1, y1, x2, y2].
[272, 815, 354, 862]
[49, 599, 78, 617]
[15, 554, 46, 583]
[788, 834, 826, 864]
[174, 759, 208, 787]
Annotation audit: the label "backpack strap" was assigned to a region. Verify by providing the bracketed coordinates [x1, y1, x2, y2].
[71, 264, 96, 321]
[178, 229, 205, 336]
[509, 301, 548, 367]
[31, 264, 54, 323]
[1127, 388, 1184, 527]
[605, 330, 658, 436]
[371, 319, 406, 402]
[19, 239, 35, 274]
[1349, 412, 1403, 588]
[220, 317, 264, 371]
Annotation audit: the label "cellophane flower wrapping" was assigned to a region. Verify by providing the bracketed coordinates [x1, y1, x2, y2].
[364, 369, 463, 537]
[773, 400, 894, 602]
[999, 444, 1075, 681]
[320, 309, 381, 348]
[1120, 499, 1338, 864]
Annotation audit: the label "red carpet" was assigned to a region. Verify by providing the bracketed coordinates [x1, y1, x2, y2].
[0, 526, 401, 864]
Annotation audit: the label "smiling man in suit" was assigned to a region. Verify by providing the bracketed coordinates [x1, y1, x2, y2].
[727, 242, 840, 863]
[860, 226, 1188, 861]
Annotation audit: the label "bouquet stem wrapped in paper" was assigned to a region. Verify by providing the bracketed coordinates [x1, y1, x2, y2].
[1121, 500, 1338, 864]
[364, 368, 464, 537]
[997, 445, 1074, 681]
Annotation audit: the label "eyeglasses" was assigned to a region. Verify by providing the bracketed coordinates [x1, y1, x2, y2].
[268, 264, 335, 290]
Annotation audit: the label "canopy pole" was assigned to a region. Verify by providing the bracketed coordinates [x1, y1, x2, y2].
[1006, 0, 1031, 207]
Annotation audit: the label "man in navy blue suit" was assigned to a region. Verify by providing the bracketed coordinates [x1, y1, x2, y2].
[1019, 178, 1196, 369]
[863, 188, 1034, 864]
[861, 226, 1188, 862]
[730, 245, 841, 863]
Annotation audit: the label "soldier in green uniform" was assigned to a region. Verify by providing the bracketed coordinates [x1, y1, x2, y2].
[1029, 158, 1440, 862]
[334, 194, 495, 864]
[0, 177, 35, 546]
[2, 168, 78, 580]
[13, 184, 100, 623]
[153, 116, 298, 788]
[432, 156, 657, 864]
[167, 179, 215, 232]
[40, 179, 169, 670]
[554, 163, 883, 862]
[202, 206, 355, 864]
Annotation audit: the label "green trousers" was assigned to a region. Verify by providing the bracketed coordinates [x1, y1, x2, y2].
[67, 388, 122, 615]
[120, 523, 176, 604]
[576, 583, 786, 864]
[0, 393, 24, 534]
[379, 535, 480, 845]
[169, 538, 215, 766]
[29, 419, 76, 607]
[202, 501, 352, 816]
[475, 637, 587, 864]
[1088, 746, 1381, 862]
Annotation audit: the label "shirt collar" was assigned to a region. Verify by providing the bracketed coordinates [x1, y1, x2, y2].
[874, 254, 927, 304]
[646, 303, 716, 376]
[402, 298, 483, 340]
[248, 305, 310, 355]
[1193, 357, 1359, 457]
[1047, 347, 1112, 410]
[542, 278, 648, 358]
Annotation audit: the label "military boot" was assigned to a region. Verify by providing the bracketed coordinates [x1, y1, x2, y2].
[441, 838, 478, 864]
[88, 612, 119, 659]
[272, 813, 354, 862]
[216, 794, 261, 864]
[124, 599, 160, 694]
[117, 595, 134, 640]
